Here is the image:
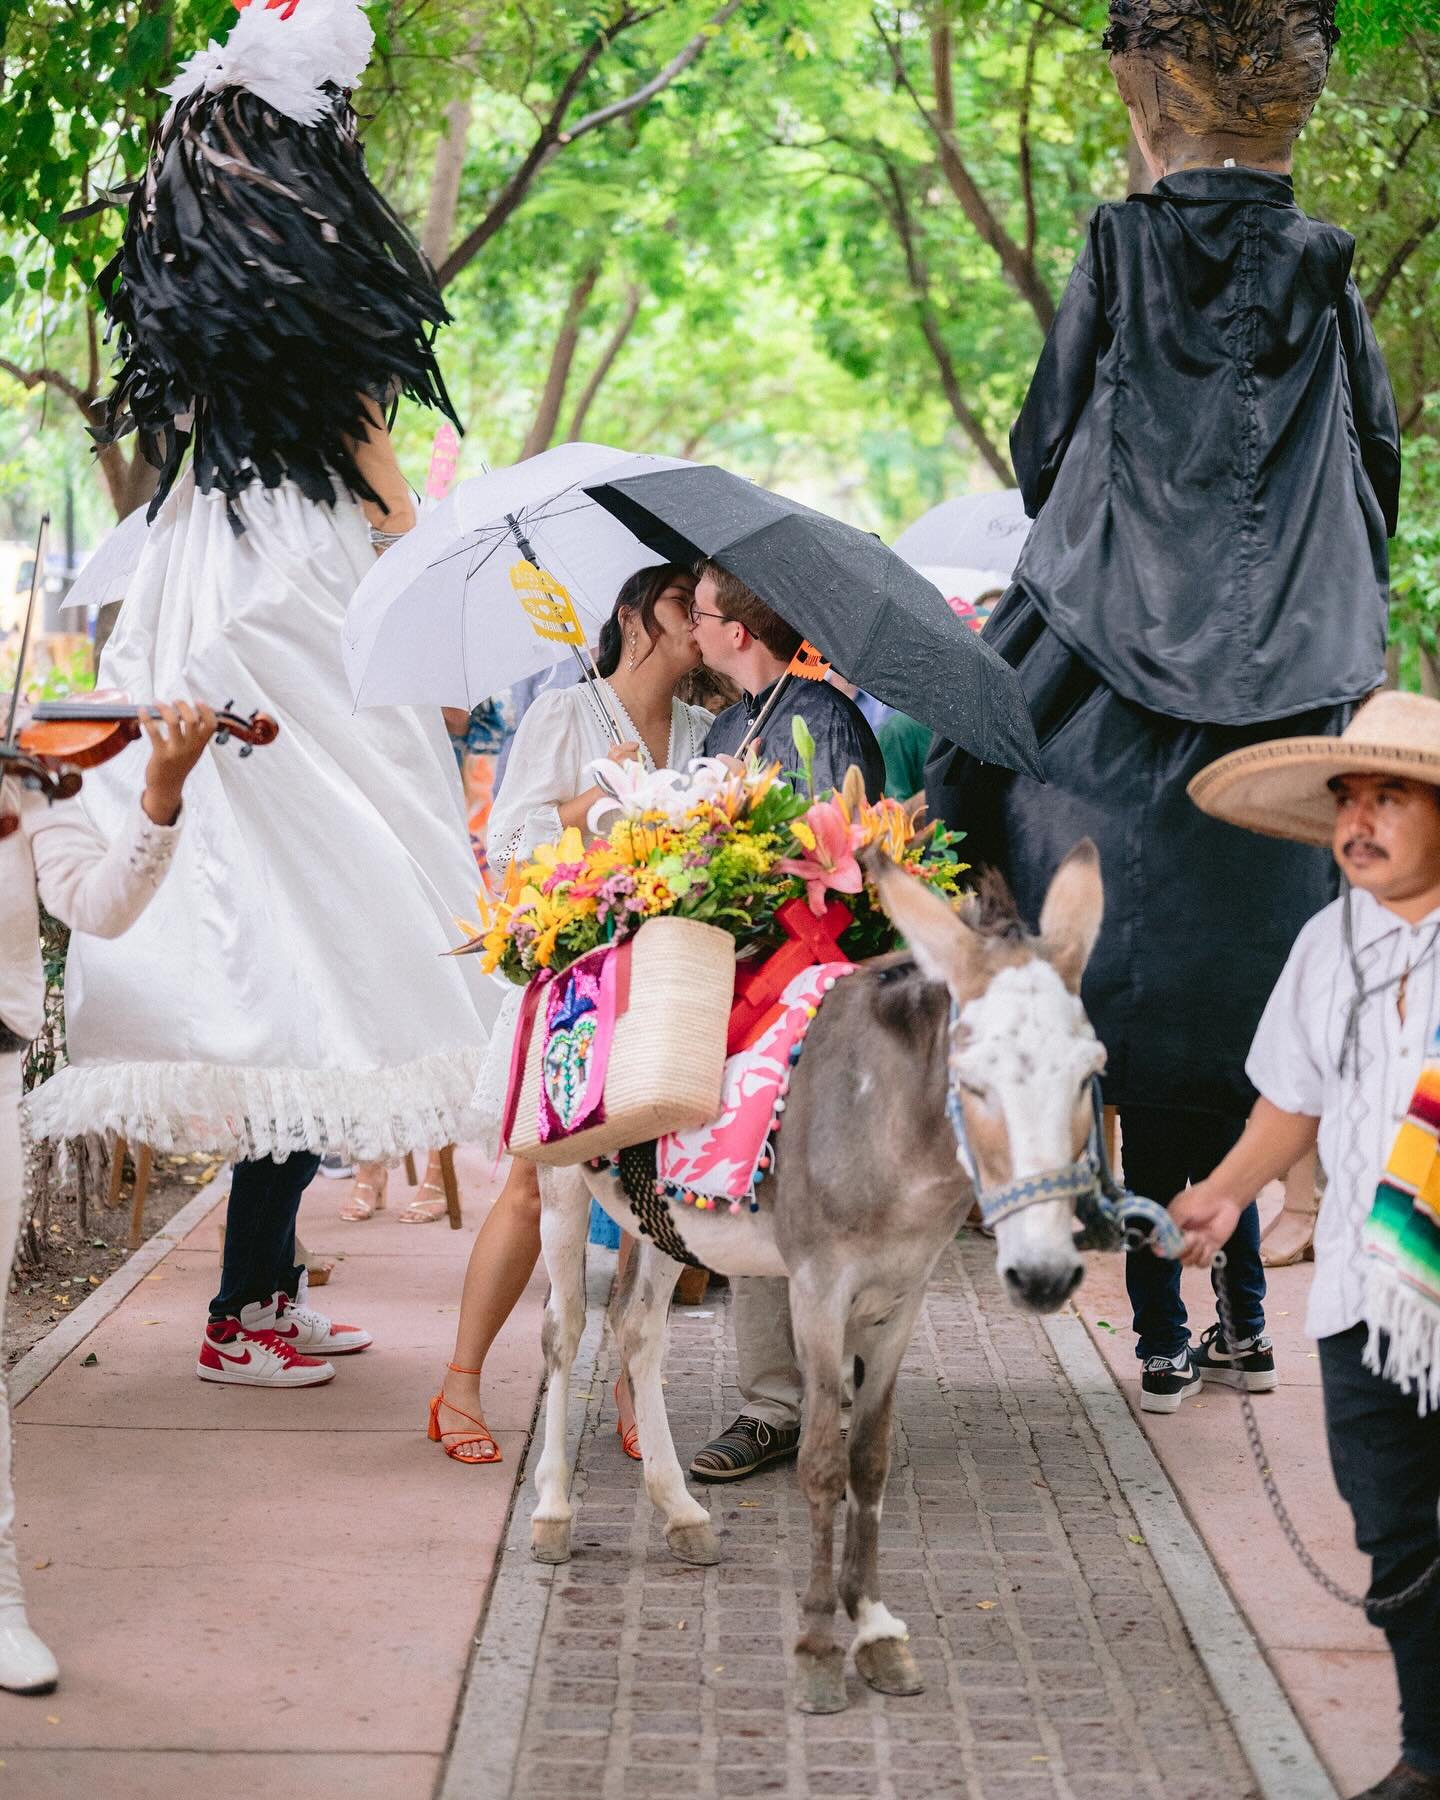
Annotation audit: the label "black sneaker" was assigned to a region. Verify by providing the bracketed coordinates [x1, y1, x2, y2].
[1193, 1322, 1278, 1393]
[689, 1414, 800, 1482]
[1140, 1350, 1202, 1414]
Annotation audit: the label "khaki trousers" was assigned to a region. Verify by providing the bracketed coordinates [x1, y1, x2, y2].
[734, 1276, 803, 1429]
[0, 1052, 29, 1613]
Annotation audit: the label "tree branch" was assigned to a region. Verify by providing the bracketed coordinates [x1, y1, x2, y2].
[1019, 16, 1043, 264]
[437, 0, 742, 288]
[0, 355, 98, 422]
[563, 0, 743, 141]
[874, 12, 1056, 332]
[1365, 213, 1440, 318]
[521, 257, 605, 459]
[566, 283, 643, 440]
[880, 162, 1015, 485]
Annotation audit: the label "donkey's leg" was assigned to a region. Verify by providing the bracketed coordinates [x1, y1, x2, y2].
[788, 1271, 852, 1714]
[530, 1164, 589, 1565]
[841, 1293, 926, 1697]
[618, 1241, 720, 1566]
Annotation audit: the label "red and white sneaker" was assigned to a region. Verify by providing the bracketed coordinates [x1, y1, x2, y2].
[197, 1317, 335, 1387]
[268, 1290, 372, 1356]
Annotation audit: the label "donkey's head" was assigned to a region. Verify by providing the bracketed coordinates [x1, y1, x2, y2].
[872, 842, 1106, 1312]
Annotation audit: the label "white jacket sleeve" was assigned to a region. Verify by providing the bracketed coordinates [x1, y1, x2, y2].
[27, 794, 182, 940]
[486, 690, 594, 876]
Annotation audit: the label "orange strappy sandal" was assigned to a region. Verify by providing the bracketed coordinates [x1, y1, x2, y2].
[427, 1363, 502, 1465]
[614, 1377, 641, 1461]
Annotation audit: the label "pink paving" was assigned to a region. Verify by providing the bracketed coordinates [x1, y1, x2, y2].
[0, 1151, 539, 1800]
[1074, 1238, 1398, 1797]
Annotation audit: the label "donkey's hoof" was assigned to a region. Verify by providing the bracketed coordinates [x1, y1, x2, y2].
[855, 1636, 923, 1696]
[666, 1519, 721, 1566]
[793, 1647, 848, 1714]
[530, 1518, 572, 1564]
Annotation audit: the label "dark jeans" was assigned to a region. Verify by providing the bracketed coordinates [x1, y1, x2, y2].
[208, 1153, 320, 1321]
[1120, 1106, 1265, 1361]
[1320, 1325, 1440, 1776]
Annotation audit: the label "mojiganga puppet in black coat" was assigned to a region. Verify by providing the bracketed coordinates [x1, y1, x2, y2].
[927, 0, 1400, 1372]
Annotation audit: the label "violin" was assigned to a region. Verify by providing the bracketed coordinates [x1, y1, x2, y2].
[0, 744, 83, 839]
[17, 701, 279, 770]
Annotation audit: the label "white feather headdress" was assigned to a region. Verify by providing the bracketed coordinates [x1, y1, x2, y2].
[165, 0, 374, 127]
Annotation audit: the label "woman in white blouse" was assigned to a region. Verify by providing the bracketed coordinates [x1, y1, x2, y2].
[428, 564, 713, 1463]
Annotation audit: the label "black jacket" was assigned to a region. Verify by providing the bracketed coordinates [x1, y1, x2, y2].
[1011, 168, 1399, 726]
[925, 168, 1397, 1114]
[705, 678, 886, 802]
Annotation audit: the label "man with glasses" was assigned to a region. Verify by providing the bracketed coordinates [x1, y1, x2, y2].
[688, 563, 884, 812]
[685, 559, 884, 1481]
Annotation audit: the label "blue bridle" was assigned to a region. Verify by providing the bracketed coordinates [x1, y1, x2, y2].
[944, 1002, 1184, 1259]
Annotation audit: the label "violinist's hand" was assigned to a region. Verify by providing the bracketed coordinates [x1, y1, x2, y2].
[605, 740, 643, 767]
[1169, 1179, 1243, 1269]
[141, 701, 218, 825]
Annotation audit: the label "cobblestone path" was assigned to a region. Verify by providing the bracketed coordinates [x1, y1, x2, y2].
[501, 1236, 1257, 1800]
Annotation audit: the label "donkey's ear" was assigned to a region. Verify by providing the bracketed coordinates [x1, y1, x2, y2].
[865, 850, 982, 993]
[1038, 839, 1103, 993]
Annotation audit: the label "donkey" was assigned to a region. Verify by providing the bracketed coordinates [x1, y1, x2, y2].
[529, 841, 1107, 1714]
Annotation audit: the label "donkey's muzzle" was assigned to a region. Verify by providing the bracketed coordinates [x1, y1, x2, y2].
[1004, 1261, 1084, 1313]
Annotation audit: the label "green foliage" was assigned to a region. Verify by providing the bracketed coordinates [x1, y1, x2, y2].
[0, 0, 1435, 644]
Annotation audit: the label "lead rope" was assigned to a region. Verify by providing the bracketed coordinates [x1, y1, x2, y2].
[1206, 1252, 1440, 1619]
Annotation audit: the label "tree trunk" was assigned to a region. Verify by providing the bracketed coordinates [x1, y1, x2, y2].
[94, 438, 160, 521]
[881, 161, 1015, 485]
[919, 311, 1015, 486]
[566, 285, 643, 441]
[926, 21, 1056, 333]
[422, 97, 474, 270]
[521, 259, 603, 461]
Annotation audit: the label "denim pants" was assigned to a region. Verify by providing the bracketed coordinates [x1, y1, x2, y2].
[208, 1153, 320, 1320]
[1320, 1325, 1440, 1776]
[1120, 1106, 1265, 1361]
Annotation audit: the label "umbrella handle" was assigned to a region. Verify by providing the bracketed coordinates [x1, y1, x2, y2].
[735, 672, 792, 761]
[505, 510, 623, 743]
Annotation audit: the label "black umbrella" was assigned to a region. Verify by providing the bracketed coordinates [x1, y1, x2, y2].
[583, 464, 1042, 779]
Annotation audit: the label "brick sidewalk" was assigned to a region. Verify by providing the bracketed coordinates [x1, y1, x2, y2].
[496, 1236, 1258, 1800]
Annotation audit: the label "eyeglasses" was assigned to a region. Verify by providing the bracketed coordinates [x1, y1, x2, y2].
[687, 603, 726, 625]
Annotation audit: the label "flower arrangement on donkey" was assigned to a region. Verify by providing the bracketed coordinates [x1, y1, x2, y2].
[458, 727, 968, 983]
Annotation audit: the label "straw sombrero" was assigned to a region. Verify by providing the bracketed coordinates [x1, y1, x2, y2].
[1188, 691, 1440, 848]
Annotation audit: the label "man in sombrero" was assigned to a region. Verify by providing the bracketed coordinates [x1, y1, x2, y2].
[1176, 690, 1440, 1800]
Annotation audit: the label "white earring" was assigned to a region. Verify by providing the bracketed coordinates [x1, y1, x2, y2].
[627, 637, 637, 671]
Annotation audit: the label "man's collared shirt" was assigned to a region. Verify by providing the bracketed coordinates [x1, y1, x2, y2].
[1247, 887, 1440, 1340]
[704, 677, 886, 801]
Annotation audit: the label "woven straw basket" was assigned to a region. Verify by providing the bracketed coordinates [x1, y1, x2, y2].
[508, 916, 736, 1166]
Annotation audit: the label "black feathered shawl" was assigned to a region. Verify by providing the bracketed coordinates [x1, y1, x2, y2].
[96, 83, 460, 522]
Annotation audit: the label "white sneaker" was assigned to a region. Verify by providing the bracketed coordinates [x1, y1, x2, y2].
[271, 1290, 372, 1356]
[197, 1318, 335, 1387]
[0, 1612, 59, 1694]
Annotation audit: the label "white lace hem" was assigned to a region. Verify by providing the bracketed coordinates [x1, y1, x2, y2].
[23, 1046, 486, 1164]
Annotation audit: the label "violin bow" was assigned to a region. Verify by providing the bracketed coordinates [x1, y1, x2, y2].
[3, 513, 50, 753]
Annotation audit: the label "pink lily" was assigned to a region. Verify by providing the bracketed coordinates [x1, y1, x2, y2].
[777, 799, 865, 916]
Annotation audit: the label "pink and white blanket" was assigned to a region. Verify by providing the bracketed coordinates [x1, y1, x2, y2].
[654, 962, 855, 1212]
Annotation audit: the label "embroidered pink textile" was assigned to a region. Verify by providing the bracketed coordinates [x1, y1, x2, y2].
[657, 962, 854, 1205]
[503, 941, 630, 1149]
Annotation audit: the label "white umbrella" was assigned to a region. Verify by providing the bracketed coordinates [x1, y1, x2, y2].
[342, 441, 693, 715]
[60, 504, 150, 612]
[894, 489, 1030, 578]
[913, 564, 1014, 605]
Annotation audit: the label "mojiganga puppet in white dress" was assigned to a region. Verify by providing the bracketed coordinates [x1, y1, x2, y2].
[26, 0, 498, 1382]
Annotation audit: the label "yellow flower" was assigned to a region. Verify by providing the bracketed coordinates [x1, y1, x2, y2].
[530, 826, 587, 874]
